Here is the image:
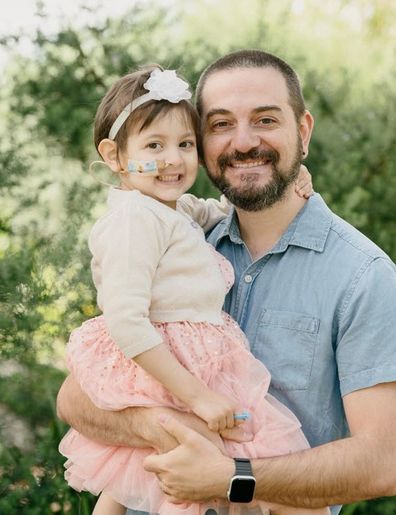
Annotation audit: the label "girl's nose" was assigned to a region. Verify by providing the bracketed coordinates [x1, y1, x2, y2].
[164, 147, 183, 167]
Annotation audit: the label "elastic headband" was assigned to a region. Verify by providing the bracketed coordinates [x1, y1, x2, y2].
[108, 69, 192, 140]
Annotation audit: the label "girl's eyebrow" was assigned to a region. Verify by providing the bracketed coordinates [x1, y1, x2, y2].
[143, 131, 195, 139]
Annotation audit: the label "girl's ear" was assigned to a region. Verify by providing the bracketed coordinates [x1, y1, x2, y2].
[97, 139, 121, 172]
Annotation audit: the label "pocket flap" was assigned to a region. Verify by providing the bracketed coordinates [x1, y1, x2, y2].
[260, 309, 320, 334]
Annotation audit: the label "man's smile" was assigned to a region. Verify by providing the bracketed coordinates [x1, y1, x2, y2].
[230, 158, 273, 170]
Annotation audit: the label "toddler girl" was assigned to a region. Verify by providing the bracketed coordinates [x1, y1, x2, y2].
[59, 66, 329, 515]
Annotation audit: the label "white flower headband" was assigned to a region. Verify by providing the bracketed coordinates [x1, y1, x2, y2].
[108, 69, 192, 140]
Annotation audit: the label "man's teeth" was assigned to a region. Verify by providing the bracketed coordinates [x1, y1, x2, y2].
[157, 174, 181, 182]
[232, 161, 269, 168]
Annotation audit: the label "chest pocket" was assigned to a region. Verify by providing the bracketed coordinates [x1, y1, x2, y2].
[252, 309, 320, 391]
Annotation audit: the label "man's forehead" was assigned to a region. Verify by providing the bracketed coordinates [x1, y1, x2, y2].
[201, 66, 289, 114]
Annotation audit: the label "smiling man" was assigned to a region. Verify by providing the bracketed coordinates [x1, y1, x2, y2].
[201, 65, 309, 214]
[57, 50, 396, 515]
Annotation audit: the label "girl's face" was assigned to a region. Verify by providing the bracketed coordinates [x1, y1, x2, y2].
[118, 108, 198, 208]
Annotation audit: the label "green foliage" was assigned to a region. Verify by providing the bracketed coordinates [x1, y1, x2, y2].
[1, 1, 395, 513]
[0, 440, 95, 515]
[341, 498, 396, 514]
[0, 363, 95, 513]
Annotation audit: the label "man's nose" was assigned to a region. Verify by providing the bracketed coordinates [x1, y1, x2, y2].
[231, 126, 261, 153]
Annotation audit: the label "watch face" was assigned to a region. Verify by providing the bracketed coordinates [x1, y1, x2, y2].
[228, 476, 256, 503]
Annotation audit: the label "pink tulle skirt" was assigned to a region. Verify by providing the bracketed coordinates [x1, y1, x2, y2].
[59, 314, 310, 514]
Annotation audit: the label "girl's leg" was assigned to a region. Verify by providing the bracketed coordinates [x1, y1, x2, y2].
[92, 493, 126, 515]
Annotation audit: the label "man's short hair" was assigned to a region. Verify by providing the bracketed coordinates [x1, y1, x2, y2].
[196, 49, 306, 121]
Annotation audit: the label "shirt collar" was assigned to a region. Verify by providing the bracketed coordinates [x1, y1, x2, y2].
[211, 193, 332, 254]
[107, 186, 139, 209]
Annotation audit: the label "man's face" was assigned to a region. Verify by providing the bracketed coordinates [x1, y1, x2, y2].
[201, 67, 312, 211]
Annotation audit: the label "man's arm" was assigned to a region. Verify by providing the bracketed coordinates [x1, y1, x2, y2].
[251, 382, 396, 507]
[57, 374, 152, 447]
[56, 374, 249, 453]
[144, 382, 396, 507]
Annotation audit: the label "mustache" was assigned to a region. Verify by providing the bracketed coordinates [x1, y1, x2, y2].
[217, 149, 280, 172]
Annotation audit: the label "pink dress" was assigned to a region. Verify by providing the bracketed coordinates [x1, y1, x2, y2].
[59, 246, 310, 514]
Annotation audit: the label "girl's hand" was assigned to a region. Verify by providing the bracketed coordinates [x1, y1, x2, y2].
[191, 390, 239, 432]
[295, 165, 314, 198]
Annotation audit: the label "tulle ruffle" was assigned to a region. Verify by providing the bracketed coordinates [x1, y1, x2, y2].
[60, 315, 309, 514]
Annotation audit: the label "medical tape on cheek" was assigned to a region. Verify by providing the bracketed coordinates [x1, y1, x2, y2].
[127, 159, 171, 176]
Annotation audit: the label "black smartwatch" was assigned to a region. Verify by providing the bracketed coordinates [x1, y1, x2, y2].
[227, 458, 256, 503]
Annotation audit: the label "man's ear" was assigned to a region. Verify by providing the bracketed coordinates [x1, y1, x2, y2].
[299, 110, 314, 159]
[97, 139, 121, 172]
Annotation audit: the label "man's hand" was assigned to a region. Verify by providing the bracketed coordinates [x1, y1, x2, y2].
[139, 407, 253, 454]
[144, 415, 234, 502]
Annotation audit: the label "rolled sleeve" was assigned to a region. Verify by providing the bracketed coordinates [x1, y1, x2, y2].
[337, 257, 396, 396]
[178, 194, 231, 232]
[100, 203, 170, 358]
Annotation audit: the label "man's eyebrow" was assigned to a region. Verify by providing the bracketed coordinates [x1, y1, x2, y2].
[252, 105, 282, 114]
[205, 105, 283, 120]
[205, 108, 231, 120]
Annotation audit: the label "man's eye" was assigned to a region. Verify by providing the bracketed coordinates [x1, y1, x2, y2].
[259, 118, 274, 125]
[212, 120, 230, 129]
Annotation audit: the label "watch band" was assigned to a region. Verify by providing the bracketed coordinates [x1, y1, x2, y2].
[234, 458, 253, 475]
[228, 458, 256, 503]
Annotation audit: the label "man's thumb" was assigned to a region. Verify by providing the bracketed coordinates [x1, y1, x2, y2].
[159, 415, 192, 444]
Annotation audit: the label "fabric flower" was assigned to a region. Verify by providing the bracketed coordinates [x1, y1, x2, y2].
[143, 69, 192, 103]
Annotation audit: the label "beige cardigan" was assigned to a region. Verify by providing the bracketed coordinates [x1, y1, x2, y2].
[89, 188, 230, 358]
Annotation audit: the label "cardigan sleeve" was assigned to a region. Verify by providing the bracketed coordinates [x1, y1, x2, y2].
[177, 194, 231, 232]
[94, 201, 170, 358]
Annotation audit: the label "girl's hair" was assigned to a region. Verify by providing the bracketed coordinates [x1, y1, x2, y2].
[94, 64, 201, 157]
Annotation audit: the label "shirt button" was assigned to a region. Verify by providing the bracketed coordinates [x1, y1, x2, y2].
[244, 274, 253, 283]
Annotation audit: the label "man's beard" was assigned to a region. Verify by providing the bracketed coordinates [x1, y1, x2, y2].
[205, 137, 304, 212]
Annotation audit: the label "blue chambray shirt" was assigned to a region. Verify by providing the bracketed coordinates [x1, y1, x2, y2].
[127, 193, 396, 515]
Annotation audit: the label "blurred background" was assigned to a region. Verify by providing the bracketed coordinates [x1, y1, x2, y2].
[0, 0, 395, 513]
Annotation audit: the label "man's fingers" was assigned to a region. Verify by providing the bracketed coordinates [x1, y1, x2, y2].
[144, 452, 165, 474]
[158, 415, 198, 445]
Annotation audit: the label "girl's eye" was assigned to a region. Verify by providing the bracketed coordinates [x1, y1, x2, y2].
[147, 142, 162, 150]
[180, 140, 195, 149]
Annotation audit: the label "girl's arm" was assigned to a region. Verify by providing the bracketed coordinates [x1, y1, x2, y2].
[177, 193, 231, 233]
[178, 165, 314, 232]
[90, 200, 169, 359]
[295, 164, 314, 199]
[134, 344, 238, 432]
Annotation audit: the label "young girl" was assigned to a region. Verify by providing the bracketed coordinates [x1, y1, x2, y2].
[59, 66, 329, 515]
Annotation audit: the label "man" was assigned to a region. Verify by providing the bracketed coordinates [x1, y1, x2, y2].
[57, 50, 396, 514]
